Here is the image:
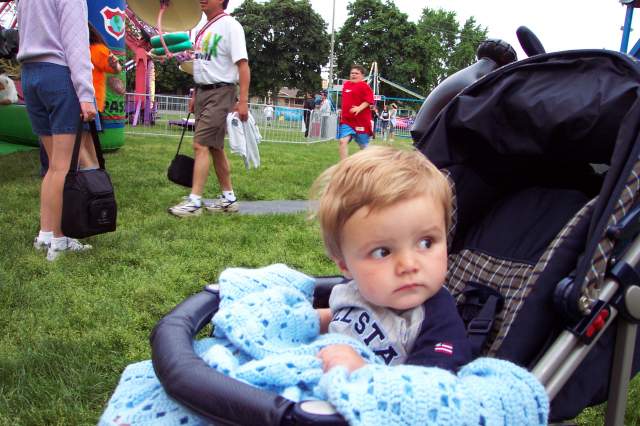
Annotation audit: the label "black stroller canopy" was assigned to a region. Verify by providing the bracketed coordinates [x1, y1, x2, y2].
[417, 50, 640, 169]
[417, 50, 640, 264]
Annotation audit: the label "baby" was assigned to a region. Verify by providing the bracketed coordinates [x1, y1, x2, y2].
[312, 146, 472, 373]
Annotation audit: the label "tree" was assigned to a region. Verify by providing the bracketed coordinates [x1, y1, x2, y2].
[234, 0, 331, 98]
[335, 0, 417, 99]
[335, 1, 488, 100]
[153, 57, 194, 95]
[412, 9, 487, 93]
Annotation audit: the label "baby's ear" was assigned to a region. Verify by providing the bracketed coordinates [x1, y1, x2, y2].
[333, 257, 353, 279]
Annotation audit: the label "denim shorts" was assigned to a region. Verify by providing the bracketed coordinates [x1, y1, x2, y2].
[21, 62, 81, 136]
[338, 123, 369, 147]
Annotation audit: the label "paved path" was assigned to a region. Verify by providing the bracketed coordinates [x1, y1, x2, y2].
[204, 199, 316, 215]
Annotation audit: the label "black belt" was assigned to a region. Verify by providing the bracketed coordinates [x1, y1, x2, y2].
[196, 82, 235, 90]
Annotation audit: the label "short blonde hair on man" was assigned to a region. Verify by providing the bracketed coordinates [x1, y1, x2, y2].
[310, 146, 452, 260]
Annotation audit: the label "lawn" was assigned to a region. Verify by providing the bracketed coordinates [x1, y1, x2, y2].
[0, 134, 638, 425]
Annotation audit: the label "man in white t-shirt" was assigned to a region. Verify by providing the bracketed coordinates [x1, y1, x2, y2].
[169, 0, 251, 217]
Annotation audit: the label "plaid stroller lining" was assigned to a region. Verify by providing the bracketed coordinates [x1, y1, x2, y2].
[447, 197, 598, 356]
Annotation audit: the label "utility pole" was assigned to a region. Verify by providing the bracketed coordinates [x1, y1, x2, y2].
[328, 0, 336, 91]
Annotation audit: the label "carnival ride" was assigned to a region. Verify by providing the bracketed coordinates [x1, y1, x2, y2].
[620, 0, 640, 57]
[0, 0, 200, 153]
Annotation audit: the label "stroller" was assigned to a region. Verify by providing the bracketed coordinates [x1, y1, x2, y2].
[149, 32, 640, 425]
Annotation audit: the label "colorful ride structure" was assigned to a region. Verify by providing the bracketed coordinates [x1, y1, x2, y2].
[125, 6, 157, 127]
[620, 0, 640, 57]
[0, 0, 127, 151]
[0, 0, 199, 153]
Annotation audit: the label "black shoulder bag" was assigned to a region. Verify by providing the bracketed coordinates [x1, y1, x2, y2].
[167, 113, 194, 188]
[61, 119, 117, 238]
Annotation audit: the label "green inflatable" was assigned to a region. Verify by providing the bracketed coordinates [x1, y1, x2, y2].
[0, 104, 124, 155]
[151, 40, 193, 55]
[150, 32, 190, 48]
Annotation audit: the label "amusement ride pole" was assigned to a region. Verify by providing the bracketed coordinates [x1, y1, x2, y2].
[328, 0, 336, 91]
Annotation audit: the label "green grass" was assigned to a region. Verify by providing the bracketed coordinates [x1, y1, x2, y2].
[0, 135, 638, 425]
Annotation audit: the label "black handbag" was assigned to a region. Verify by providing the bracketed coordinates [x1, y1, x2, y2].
[61, 119, 117, 239]
[167, 113, 194, 187]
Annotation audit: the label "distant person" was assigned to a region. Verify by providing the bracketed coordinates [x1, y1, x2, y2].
[88, 24, 122, 116]
[380, 104, 390, 141]
[263, 103, 274, 126]
[168, 0, 250, 217]
[319, 91, 332, 138]
[371, 104, 379, 139]
[388, 103, 398, 141]
[0, 73, 17, 105]
[303, 92, 316, 138]
[18, 0, 97, 261]
[312, 146, 472, 371]
[337, 64, 374, 160]
[78, 23, 123, 170]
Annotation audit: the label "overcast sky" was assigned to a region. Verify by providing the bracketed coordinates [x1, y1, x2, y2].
[226, 0, 636, 60]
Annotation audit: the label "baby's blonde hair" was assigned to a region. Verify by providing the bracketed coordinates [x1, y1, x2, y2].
[311, 146, 452, 260]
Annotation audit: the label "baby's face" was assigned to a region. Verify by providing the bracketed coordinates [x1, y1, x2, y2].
[334, 193, 448, 311]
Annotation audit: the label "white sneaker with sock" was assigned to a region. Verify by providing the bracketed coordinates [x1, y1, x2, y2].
[168, 198, 203, 217]
[46, 237, 92, 261]
[206, 194, 239, 213]
[34, 231, 53, 251]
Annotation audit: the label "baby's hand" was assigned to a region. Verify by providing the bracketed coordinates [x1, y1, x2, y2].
[318, 344, 366, 373]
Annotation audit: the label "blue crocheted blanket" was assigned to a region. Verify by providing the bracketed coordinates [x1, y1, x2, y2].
[100, 264, 549, 425]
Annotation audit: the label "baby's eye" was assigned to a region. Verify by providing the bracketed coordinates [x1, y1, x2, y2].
[371, 247, 390, 259]
[418, 238, 432, 249]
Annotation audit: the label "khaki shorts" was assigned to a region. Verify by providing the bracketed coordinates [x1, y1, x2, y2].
[194, 84, 237, 149]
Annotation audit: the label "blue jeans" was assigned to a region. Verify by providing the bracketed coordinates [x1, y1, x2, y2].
[21, 62, 81, 136]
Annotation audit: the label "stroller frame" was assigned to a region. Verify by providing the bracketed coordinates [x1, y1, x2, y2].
[532, 235, 640, 425]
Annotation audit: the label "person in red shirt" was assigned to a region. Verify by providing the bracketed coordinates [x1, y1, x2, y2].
[338, 64, 374, 160]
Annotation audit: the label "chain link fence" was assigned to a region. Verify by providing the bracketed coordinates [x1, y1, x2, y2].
[124, 93, 338, 144]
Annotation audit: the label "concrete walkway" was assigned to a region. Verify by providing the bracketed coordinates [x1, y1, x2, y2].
[204, 199, 316, 215]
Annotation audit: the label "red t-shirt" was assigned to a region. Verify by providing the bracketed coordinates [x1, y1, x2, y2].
[340, 80, 374, 135]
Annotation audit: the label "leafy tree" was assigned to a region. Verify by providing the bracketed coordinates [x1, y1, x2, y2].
[153, 57, 194, 95]
[234, 0, 331, 98]
[447, 17, 487, 76]
[413, 9, 487, 93]
[335, 0, 417, 99]
[336, 1, 488, 100]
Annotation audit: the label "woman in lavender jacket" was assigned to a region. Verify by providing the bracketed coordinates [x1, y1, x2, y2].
[17, 0, 97, 261]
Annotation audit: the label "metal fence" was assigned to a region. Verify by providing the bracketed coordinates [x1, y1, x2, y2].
[124, 93, 338, 144]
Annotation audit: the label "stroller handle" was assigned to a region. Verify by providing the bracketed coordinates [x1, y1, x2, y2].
[410, 38, 516, 143]
[151, 278, 350, 426]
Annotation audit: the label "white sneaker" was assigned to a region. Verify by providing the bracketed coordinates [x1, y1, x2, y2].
[33, 237, 50, 251]
[46, 237, 93, 261]
[205, 196, 239, 213]
[168, 199, 203, 217]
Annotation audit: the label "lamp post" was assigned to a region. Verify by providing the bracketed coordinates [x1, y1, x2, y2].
[328, 0, 336, 91]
